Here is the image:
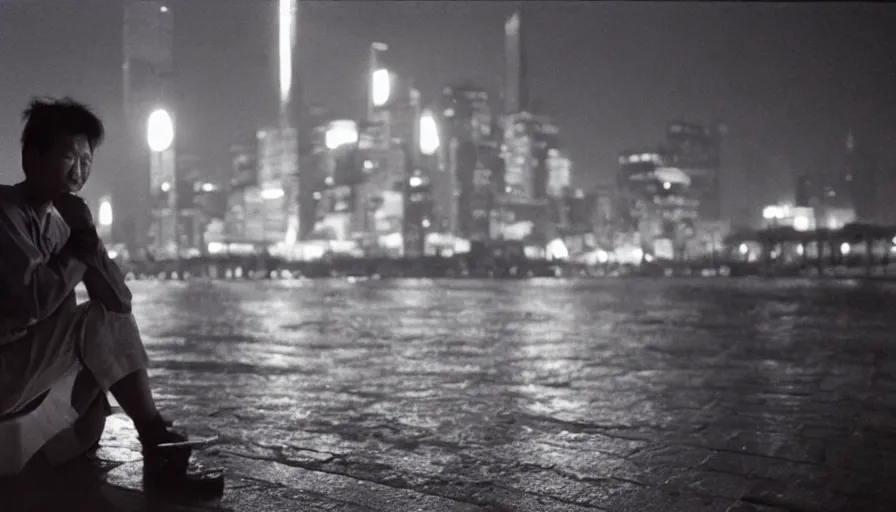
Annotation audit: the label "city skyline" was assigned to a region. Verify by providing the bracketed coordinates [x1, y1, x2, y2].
[1, 1, 895, 225]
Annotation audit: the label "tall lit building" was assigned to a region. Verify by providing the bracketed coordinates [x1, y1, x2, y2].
[122, 0, 175, 255]
[618, 149, 698, 260]
[175, 153, 201, 254]
[545, 148, 572, 198]
[440, 85, 496, 239]
[362, 64, 429, 256]
[309, 119, 360, 242]
[225, 136, 259, 243]
[256, 127, 299, 247]
[504, 11, 528, 115]
[665, 121, 723, 221]
[532, 120, 562, 201]
[501, 112, 539, 201]
[496, 113, 569, 241]
[845, 132, 880, 223]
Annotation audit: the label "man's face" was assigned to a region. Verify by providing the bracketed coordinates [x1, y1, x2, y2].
[26, 134, 93, 201]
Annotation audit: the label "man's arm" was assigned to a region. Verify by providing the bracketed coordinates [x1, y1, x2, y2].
[70, 232, 133, 314]
[53, 194, 132, 314]
[0, 206, 87, 324]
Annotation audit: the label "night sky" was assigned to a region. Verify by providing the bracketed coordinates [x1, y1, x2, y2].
[1, 1, 895, 225]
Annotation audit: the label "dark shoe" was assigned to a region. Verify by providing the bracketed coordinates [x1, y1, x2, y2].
[140, 428, 224, 498]
[141, 428, 193, 477]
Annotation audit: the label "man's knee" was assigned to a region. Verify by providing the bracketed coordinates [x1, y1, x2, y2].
[75, 301, 148, 387]
[77, 301, 141, 349]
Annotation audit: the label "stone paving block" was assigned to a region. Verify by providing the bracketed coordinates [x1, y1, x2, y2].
[697, 451, 832, 486]
[724, 500, 791, 512]
[599, 486, 734, 512]
[740, 479, 851, 512]
[660, 470, 757, 502]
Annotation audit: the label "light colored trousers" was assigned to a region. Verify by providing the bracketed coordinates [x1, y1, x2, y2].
[0, 300, 149, 417]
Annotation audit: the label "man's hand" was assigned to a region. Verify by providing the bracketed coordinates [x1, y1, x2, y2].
[53, 193, 95, 232]
[54, 194, 100, 260]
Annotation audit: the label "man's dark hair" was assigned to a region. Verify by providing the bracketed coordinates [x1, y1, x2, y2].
[20, 97, 105, 155]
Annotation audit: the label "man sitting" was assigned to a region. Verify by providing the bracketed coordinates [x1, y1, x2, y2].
[0, 98, 219, 494]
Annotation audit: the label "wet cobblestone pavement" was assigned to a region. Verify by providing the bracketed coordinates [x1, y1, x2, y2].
[9, 278, 896, 511]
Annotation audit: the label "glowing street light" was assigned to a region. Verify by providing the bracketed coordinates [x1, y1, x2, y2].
[98, 198, 113, 227]
[419, 109, 440, 156]
[371, 68, 391, 108]
[146, 108, 174, 152]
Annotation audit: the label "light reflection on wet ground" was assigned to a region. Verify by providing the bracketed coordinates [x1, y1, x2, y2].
[13, 278, 896, 511]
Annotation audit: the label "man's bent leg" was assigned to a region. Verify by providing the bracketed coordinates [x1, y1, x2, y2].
[71, 302, 213, 490]
[72, 302, 160, 424]
[0, 302, 90, 417]
[73, 301, 150, 395]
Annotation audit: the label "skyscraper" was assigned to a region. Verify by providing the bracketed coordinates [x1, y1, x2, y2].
[665, 121, 722, 221]
[504, 11, 528, 115]
[845, 132, 880, 223]
[618, 149, 698, 260]
[440, 85, 495, 238]
[123, 0, 175, 256]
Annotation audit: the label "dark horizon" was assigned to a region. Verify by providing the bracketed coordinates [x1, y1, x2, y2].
[1, 1, 895, 225]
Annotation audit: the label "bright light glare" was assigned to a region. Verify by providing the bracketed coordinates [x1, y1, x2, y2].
[793, 214, 810, 232]
[160, 5, 168, 13]
[409, 176, 423, 188]
[160, 181, 171, 192]
[371, 68, 391, 107]
[596, 249, 609, 264]
[546, 238, 569, 260]
[421, 218, 431, 228]
[662, 181, 671, 190]
[201, 183, 216, 192]
[261, 188, 285, 200]
[419, 109, 440, 155]
[325, 120, 359, 150]
[278, 0, 296, 106]
[207, 242, 226, 255]
[147, 109, 174, 152]
[381, 232, 403, 249]
[98, 199, 113, 227]
[796, 244, 804, 256]
[840, 242, 850, 255]
[739, 243, 749, 255]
